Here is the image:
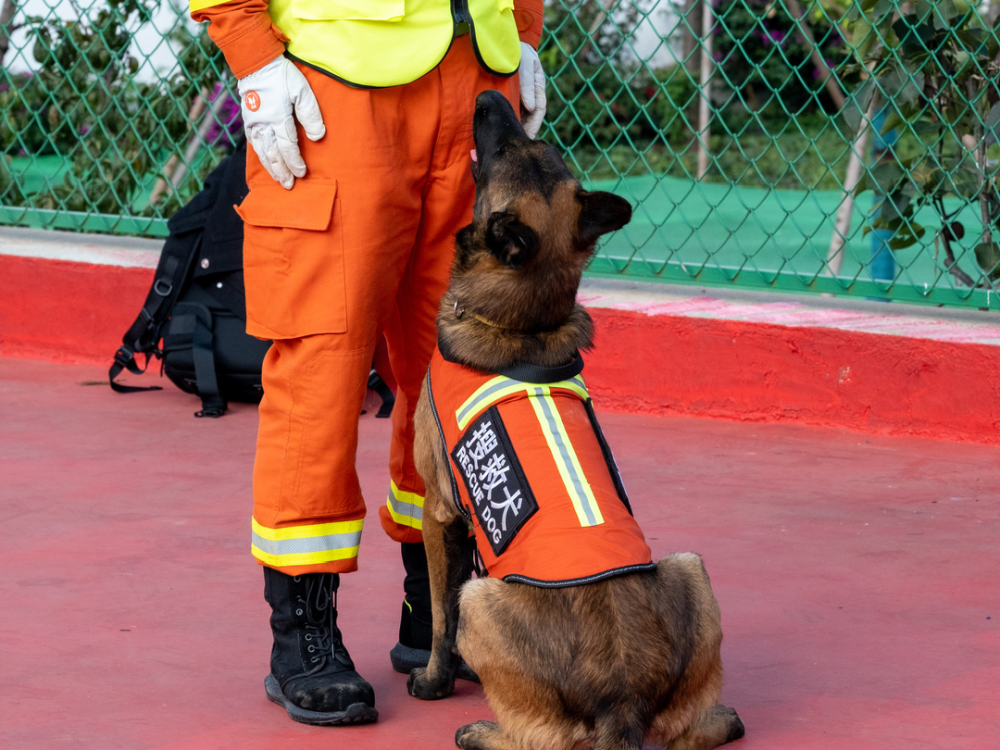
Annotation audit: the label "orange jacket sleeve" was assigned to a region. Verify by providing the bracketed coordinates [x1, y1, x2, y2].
[190, 0, 287, 79]
[513, 0, 544, 49]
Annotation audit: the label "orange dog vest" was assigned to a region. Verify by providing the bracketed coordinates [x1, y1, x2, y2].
[426, 347, 656, 587]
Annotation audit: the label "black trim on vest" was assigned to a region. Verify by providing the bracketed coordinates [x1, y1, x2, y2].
[496, 355, 584, 384]
[437, 338, 585, 385]
[583, 398, 633, 515]
[425, 368, 470, 521]
[284, 53, 380, 90]
[503, 562, 659, 589]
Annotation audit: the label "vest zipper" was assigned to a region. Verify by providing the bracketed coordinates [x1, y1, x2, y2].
[452, 0, 471, 25]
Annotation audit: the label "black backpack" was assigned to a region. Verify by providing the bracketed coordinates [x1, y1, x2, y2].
[109, 139, 395, 418]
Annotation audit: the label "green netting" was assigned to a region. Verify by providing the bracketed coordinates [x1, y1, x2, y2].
[2, 0, 998, 309]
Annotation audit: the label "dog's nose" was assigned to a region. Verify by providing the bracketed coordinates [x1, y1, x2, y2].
[475, 90, 509, 112]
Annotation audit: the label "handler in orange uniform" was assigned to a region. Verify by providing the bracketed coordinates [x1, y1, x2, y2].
[189, 0, 545, 726]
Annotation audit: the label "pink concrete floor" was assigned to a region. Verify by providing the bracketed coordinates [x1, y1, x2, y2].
[1, 357, 997, 750]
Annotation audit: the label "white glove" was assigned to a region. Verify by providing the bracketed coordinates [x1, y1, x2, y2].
[238, 56, 326, 190]
[518, 42, 547, 140]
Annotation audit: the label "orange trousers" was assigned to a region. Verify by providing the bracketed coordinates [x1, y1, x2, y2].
[236, 37, 519, 575]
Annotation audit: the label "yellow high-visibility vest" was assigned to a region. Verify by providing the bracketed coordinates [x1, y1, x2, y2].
[191, 0, 522, 88]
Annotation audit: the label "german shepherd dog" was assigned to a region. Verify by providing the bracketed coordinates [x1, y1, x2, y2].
[407, 90, 744, 750]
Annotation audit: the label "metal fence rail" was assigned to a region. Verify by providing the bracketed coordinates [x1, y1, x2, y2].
[2, 1, 998, 309]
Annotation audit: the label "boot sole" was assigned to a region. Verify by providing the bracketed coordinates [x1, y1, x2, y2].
[264, 674, 378, 726]
[389, 642, 480, 683]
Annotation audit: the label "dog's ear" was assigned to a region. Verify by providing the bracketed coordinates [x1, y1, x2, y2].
[577, 191, 632, 248]
[486, 211, 540, 270]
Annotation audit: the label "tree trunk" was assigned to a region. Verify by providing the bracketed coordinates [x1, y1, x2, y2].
[696, 0, 713, 179]
[681, 0, 702, 71]
[784, 0, 845, 110]
[0, 0, 19, 67]
[826, 93, 877, 275]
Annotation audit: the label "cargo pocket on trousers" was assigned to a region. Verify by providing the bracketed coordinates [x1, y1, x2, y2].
[235, 179, 347, 339]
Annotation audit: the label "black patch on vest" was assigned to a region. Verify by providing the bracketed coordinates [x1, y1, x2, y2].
[451, 406, 537, 556]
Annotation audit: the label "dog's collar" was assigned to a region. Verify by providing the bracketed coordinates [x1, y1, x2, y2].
[454, 299, 517, 331]
[453, 298, 564, 336]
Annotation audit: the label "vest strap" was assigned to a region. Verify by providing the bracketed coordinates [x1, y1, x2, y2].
[497, 354, 584, 384]
[438, 340, 585, 384]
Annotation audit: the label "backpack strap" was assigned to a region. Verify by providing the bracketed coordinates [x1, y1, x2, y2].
[109, 234, 203, 393]
[169, 302, 228, 418]
[367, 367, 395, 418]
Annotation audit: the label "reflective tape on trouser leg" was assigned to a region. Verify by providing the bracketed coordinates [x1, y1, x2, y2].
[385, 480, 424, 531]
[251, 517, 364, 568]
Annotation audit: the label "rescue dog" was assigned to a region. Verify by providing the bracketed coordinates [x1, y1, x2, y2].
[407, 90, 744, 750]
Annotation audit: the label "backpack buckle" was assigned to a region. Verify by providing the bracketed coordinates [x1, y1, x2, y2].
[153, 279, 173, 297]
[114, 346, 135, 368]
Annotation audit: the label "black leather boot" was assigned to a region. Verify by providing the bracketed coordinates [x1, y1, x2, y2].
[263, 567, 378, 725]
[389, 542, 479, 682]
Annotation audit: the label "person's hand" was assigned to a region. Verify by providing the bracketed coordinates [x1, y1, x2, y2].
[518, 42, 546, 139]
[237, 56, 326, 189]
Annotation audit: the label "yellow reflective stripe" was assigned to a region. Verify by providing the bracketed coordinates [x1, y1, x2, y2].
[386, 480, 424, 530]
[251, 546, 360, 567]
[251, 516, 362, 567]
[189, 0, 236, 13]
[252, 516, 363, 541]
[456, 374, 589, 430]
[528, 387, 604, 527]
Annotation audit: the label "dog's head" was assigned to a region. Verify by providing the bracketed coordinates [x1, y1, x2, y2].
[448, 90, 632, 338]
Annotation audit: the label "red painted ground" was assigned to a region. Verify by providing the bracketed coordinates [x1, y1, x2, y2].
[1, 357, 998, 750]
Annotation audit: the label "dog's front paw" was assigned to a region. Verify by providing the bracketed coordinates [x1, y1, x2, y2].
[456, 720, 500, 749]
[716, 705, 745, 743]
[407, 666, 455, 700]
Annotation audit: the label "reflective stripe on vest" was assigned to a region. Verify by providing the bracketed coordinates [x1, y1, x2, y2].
[456, 373, 588, 430]
[251, 516, 363, 567]
[385, 480, 425, 530]
[190, 0, 521, 88]
[527, 385, 604, 527]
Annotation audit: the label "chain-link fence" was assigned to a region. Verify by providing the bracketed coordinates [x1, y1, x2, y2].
[2, 1, 998, 309]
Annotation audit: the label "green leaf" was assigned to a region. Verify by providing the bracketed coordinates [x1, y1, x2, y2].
[882, 108, 906, 134]
[851, 14, 878, 59]
[873, 0, 895, 20]
[914, 0, 936, 24]
[881, 191, 914, 223]
[888, 223, 925, 249]
[869, 161, 906, 193]
[950, 166, 981, 199]
[933, 0, 961, 28]
[974, 242, 1000, 280]
[877, 65, 923, 110]
[845, 78, 875, 131]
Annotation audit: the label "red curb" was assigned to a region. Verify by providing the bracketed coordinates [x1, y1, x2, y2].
[0, 255, 154, 365]
[2, 254, 997, 444]
[586, 307, 999, 446]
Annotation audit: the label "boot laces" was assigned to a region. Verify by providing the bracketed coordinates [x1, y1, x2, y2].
[297, 575, 353, 674]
